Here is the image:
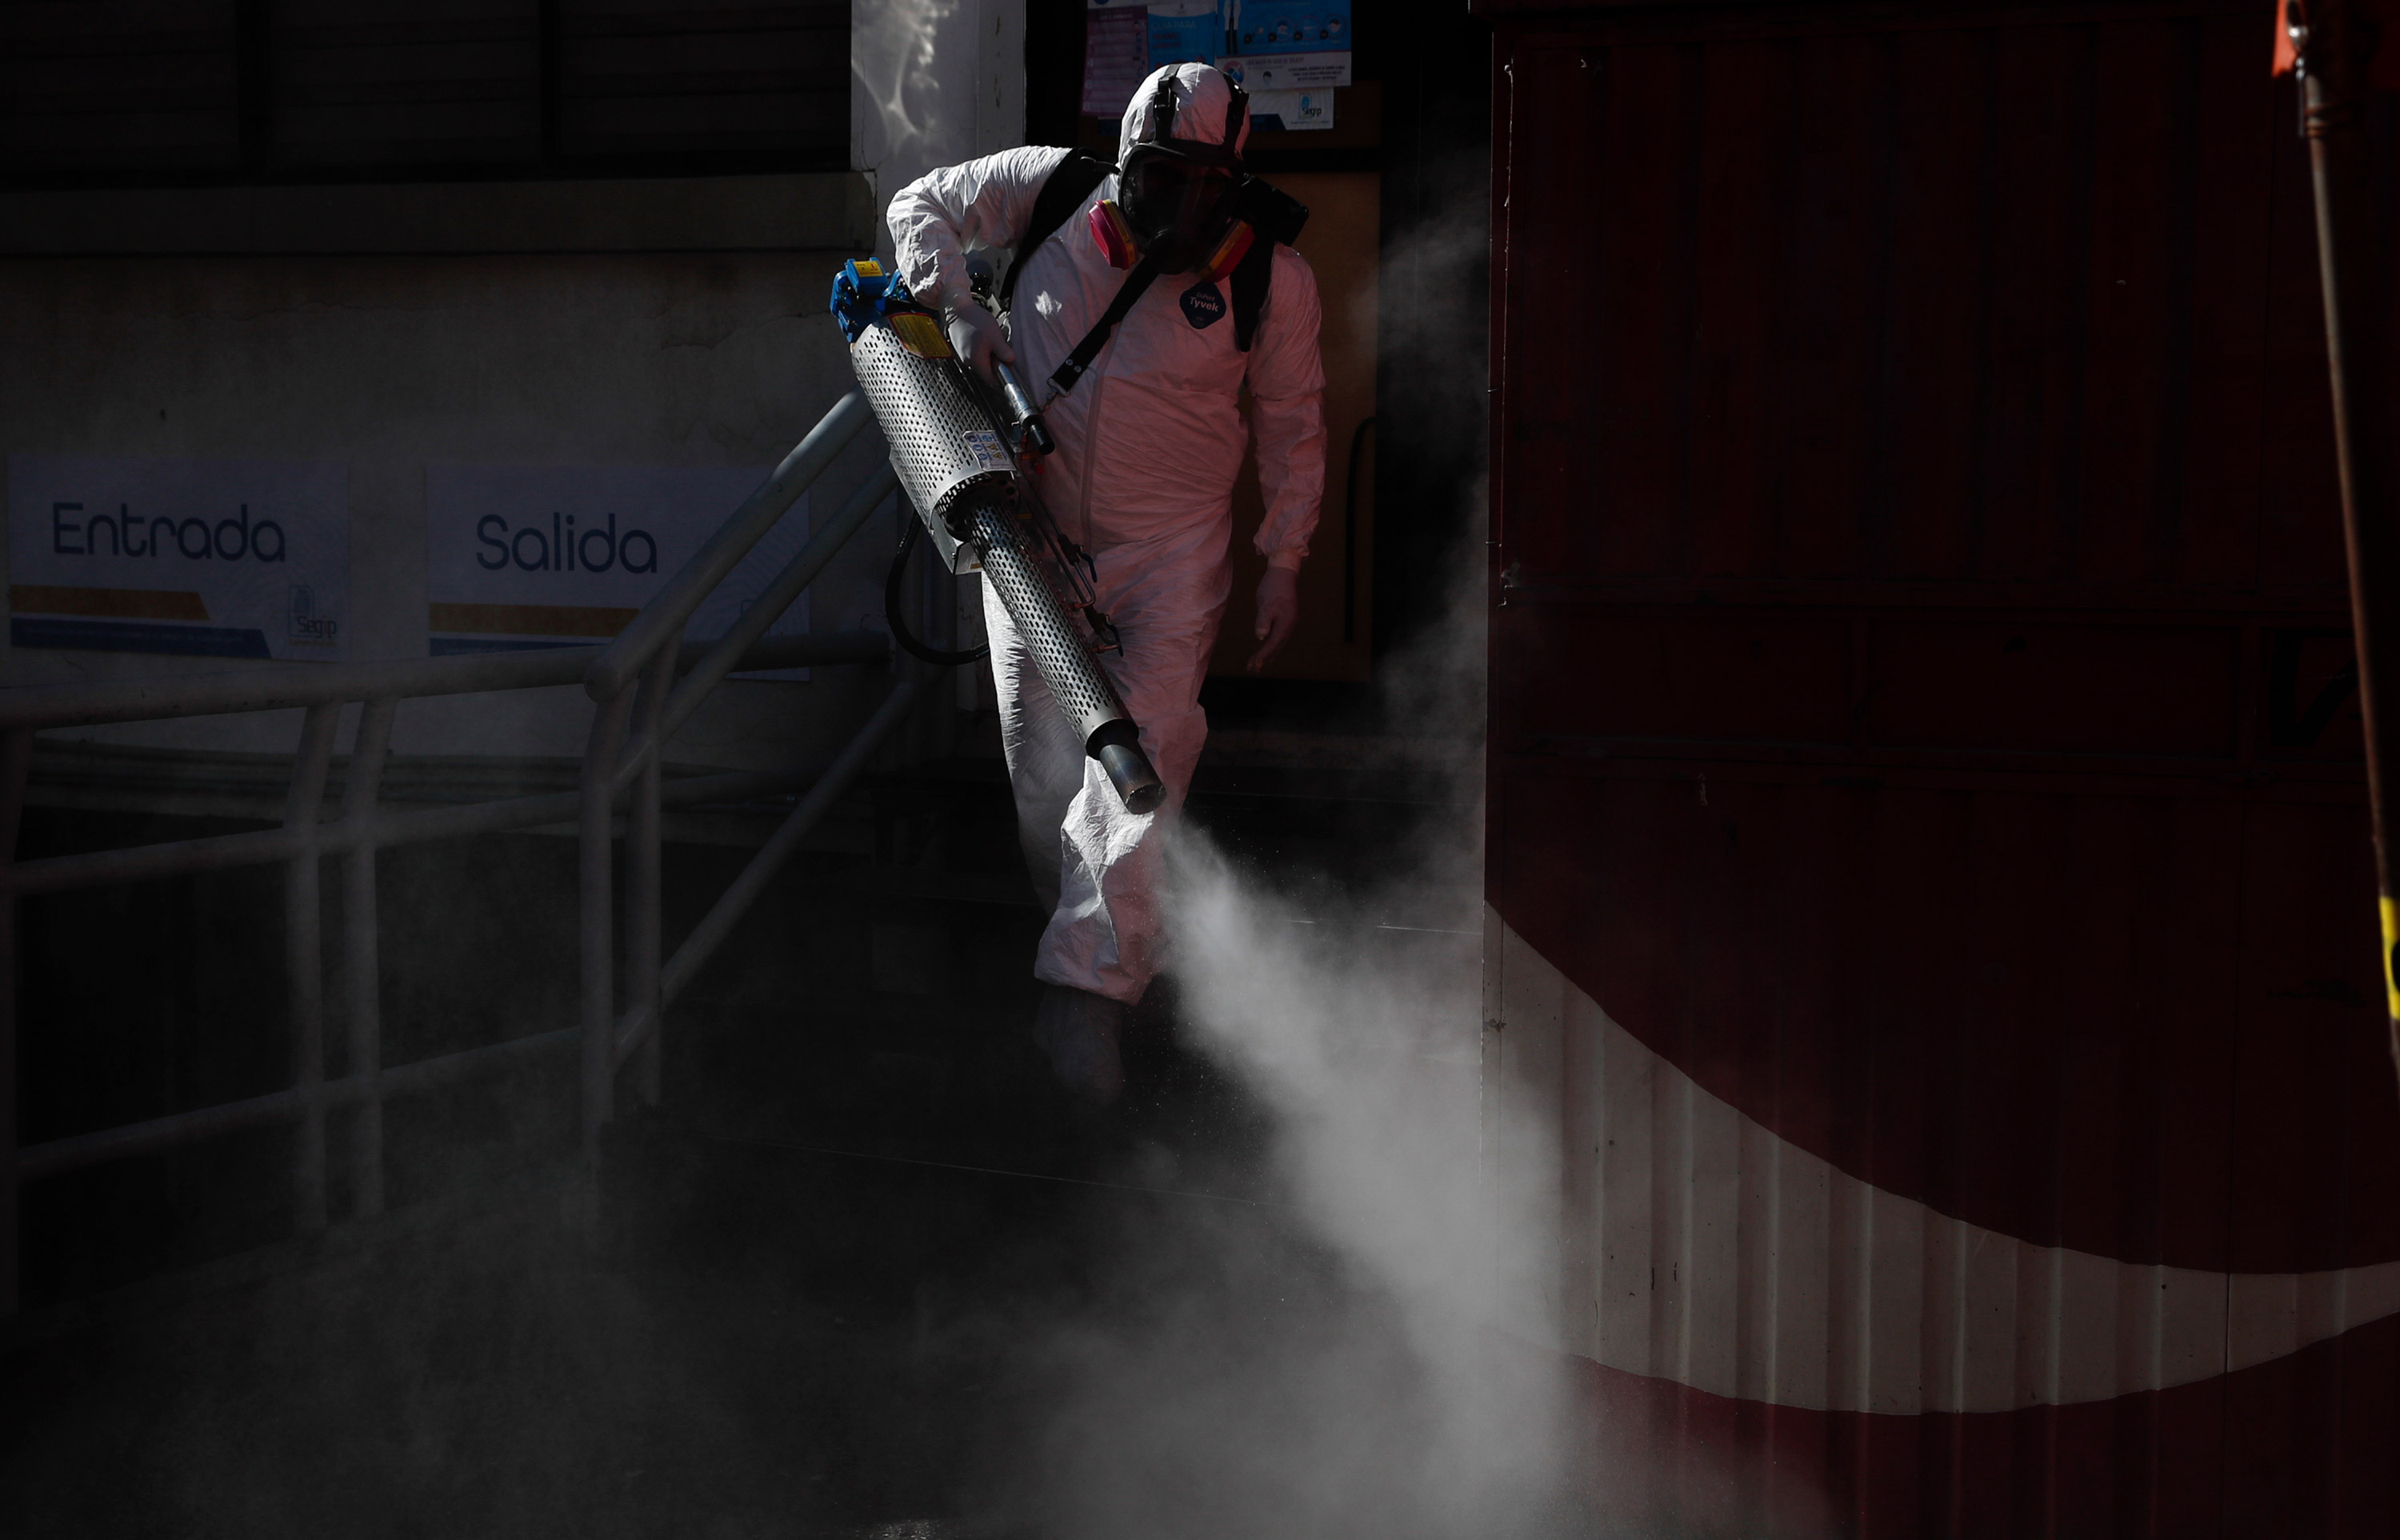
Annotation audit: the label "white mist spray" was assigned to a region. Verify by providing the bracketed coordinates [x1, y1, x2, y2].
[1001, 499, 1589, 1538]
[1162, 835, 1574, 1534]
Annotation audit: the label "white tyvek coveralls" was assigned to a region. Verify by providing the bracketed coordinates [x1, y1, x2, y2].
[886, 64, 1326, 1003]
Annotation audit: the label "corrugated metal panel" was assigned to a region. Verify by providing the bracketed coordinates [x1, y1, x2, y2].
[1494, 3, 2358, 597]
[1484, 0, 2400, 1531]
[1489, 776, 2400, 1534]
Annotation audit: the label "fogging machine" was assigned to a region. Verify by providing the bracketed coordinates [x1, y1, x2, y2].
[830, 258, 1164, 815]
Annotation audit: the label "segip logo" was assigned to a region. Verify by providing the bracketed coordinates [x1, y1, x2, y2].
[474, 511, 658, 574]
[287, 585, 338, 643]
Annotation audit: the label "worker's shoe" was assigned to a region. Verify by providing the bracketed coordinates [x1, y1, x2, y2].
[1031, 983, 1127, 1104]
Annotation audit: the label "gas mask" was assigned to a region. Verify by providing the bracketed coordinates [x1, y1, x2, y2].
[1118, 145, 1242, 274]
[1114, 68, 1248, 275]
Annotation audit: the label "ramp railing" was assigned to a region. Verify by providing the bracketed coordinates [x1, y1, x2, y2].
[0, 391, 911, 1318]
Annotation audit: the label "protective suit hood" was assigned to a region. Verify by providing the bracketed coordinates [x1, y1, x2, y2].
[1114, 62, 1252, 164]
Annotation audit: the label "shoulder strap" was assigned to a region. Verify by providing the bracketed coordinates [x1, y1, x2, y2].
[1048, 258, 1162, 398]
[998, 150, 1116, 314]
[1229, 176, 1307, 353]
[1230, 236, 1275, 353]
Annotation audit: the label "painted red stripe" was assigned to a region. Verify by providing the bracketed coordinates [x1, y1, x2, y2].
[1490, 763, 2400, 1274]
[1514, 1306, 2400, 1537]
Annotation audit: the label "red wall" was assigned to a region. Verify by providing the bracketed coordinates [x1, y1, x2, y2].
[1485, 0, 2400, 1530]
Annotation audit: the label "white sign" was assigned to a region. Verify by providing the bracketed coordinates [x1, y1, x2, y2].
[1246, 89, 1334, 132]
[423, 465, 813, 676]
[7, 455, 350, 662]
[1218, 50, 1352, 90]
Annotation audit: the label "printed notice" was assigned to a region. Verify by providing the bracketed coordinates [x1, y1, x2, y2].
[1146, 0, 1222, 67]
[6, 455, 350, 661]
[1226, 0, 1348, 54]
[1218, 50, 1352, 91]
[1246, 89, 1334, 131]
[424, 464, 814, 677]
[1083, 1, 1153, 114]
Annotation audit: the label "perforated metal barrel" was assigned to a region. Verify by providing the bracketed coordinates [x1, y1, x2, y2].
[845, 321, 1164, 814]
[849, 324, 1010, 575]
[968, 495, 1162, 813]
[964, 498, 1121, 738]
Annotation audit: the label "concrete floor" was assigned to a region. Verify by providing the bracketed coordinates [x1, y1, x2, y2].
[0, 1098, 1355, 1538]
[0, 733, 1525, 1539]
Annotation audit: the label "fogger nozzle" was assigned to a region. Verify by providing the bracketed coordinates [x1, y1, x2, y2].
[1090, 724, 1166, 814]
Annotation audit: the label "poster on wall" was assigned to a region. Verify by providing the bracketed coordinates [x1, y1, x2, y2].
[1082, 0, 1154, 114]
[1218, 0, 1350, 131]
[1083, 1, 1351, 130]
[6, 454, 350, 662]
[1146, 0, 1225, 67]
[1218, 49, 1352, 91]
[1226, 0, 1348, 54]
[1242, 89, 1333, 132]
[1084, 0, 1242, 113]
[423, 464, 814, 678]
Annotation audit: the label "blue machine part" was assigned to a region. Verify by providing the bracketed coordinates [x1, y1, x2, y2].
[830, 258, 899, 344]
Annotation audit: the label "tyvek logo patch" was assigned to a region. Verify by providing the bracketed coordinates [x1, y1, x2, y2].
[1180, 282, 1227, 330]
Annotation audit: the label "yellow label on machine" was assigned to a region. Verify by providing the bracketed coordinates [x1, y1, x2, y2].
[2382, 895, 2400, 1019]
[854, 258, 882, 276]
[887, 311, 954, 360]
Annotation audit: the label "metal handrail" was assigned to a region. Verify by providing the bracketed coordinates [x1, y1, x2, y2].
[0, 629, 890, 735]
[0, 390, 921, 1318]
[607, 465, 904, 798]
[610, 678, 920, 1066]
[662, 465, 901, 739]
[4, 753, 854, 898]
[586, 390, 872, 702]
[19, 1029, 580, 1182]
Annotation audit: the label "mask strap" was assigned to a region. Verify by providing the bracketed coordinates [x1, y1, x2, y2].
[1145, 71, 1179, 144]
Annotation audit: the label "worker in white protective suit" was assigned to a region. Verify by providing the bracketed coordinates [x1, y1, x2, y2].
[885, 63, 1326, 1102]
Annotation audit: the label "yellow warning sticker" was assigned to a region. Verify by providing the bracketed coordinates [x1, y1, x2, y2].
[888, 311, 954, 359]
[2382, 894, 2399, 1020]
[854, 258, 882, 276]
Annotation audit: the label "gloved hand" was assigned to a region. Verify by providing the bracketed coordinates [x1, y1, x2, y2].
[1247, 565, 1299, 674]
[938, 286, 1014, 386]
